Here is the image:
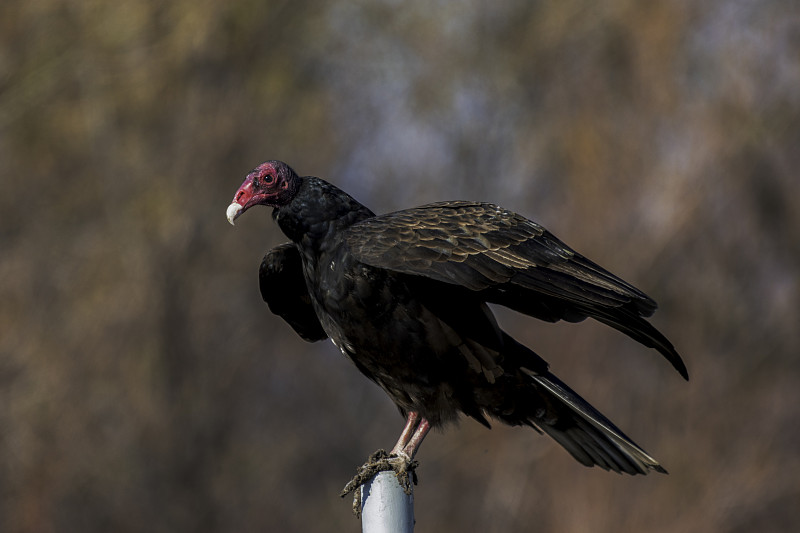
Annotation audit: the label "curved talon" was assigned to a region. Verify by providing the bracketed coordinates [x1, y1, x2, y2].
[341, 449, 419, 517]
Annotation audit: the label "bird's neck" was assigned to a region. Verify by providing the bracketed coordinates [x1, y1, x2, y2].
[274, 176, 374, 252]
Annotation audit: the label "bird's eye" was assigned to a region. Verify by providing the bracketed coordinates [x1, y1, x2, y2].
[264, 174, 275, 184]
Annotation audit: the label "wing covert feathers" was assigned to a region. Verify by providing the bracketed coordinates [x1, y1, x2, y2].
[345, 201, 654, 311]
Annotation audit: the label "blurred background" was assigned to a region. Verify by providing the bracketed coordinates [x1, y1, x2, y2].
[2, 0, 799, 531]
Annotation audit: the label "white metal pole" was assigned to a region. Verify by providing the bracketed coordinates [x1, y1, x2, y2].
[360, 471, 415, 533]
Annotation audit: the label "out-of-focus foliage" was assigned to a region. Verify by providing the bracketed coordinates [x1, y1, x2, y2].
[2, 0, 799, 531]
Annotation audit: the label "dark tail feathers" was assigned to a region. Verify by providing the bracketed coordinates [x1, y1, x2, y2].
[521, 368, 667, 475]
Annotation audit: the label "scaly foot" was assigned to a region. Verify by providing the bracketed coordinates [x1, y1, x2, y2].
[340, 449, 419, 517]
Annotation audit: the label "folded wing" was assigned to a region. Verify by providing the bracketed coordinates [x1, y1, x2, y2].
[259, 243, 328, 342]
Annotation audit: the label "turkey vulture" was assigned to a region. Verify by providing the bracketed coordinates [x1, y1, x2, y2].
[227, 160, 687, 479]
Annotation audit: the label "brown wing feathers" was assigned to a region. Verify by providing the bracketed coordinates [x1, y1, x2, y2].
[346, 201, 654, 312]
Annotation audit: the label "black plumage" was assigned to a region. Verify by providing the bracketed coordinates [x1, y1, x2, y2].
[259, 243, 327, 342]
[227, 160, 687, 476]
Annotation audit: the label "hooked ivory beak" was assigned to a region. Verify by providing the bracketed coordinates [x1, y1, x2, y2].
[226, 202, 243, 226]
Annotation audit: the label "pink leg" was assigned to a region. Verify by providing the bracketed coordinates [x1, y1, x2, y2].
[401, 418, 431, 459]
[340, 412, 431, 498]
[390, 412, 420, 456]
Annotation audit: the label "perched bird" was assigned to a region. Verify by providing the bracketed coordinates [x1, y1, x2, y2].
[227, 160, 687, 479]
